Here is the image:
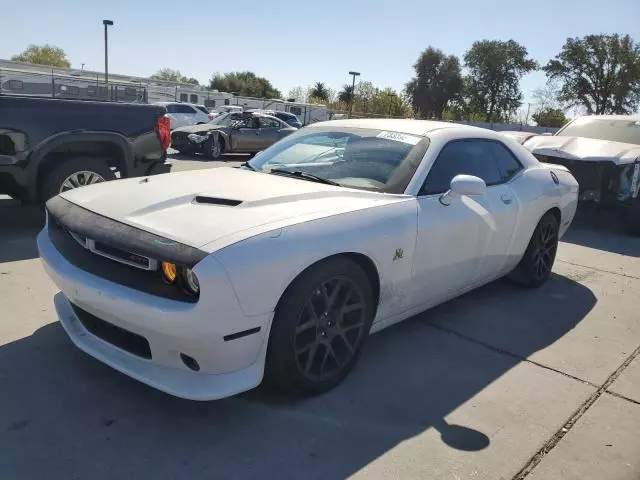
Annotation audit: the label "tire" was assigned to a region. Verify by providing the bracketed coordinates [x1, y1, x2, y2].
[204, 135, 224, 159]
[509, 212, 559, 288]
[265, 257, 375, 396]
[624, 200, 640, 236]
[41, 156, 116, 202]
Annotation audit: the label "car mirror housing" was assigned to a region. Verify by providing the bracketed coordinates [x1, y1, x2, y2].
[440, 175, 487, 206]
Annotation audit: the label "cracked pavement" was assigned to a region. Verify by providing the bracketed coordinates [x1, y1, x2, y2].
[1, 156, 639, 479]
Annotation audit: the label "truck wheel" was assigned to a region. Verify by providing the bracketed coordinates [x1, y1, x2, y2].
[41, 157, 116, 201]
[625, 200, 640, 236]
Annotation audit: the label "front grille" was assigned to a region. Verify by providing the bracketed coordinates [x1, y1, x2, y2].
[92, 241, 153, 270]
[171, 132, 190, 146]
[71, 303, 152, 359]
[48, 219, 198, 303]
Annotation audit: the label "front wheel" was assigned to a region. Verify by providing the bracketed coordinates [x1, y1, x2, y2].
[509, 212, 559, 288]
[266, 257, 374, 395]
[203, 135, 224, 159]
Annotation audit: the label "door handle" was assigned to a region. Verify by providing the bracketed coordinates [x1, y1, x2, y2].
[501, 194, 513, 205]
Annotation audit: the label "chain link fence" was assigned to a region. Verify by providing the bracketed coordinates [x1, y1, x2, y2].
[0, 68, 147, 103]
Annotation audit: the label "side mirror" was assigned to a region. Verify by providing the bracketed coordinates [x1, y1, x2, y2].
[440, 175, 486, 206]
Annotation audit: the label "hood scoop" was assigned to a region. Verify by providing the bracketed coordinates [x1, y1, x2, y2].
[194, 195, 242, 207]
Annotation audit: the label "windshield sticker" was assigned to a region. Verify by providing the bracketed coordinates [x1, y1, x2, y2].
[376, 131, 422, 145]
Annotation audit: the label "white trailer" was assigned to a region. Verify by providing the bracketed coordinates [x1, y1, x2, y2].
[0, 58, 331, 124]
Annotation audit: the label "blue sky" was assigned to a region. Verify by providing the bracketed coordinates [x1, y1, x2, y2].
[2, 0, 639, 103]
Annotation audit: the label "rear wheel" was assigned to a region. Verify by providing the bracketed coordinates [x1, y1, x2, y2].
[509, 212, 559, 288]
[266, 257, 374, 395]
[41, 156, 116, 202]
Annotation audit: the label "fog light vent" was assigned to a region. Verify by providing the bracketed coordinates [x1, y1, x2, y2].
[180, 353, 200, 372]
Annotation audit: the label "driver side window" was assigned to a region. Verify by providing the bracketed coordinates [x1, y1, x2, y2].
[259, 117, 281, 129]
[420, 139, 504, 195]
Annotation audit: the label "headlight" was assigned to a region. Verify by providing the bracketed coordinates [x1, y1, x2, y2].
[187, 133, 209, 144]
[181, 267, 200, 295]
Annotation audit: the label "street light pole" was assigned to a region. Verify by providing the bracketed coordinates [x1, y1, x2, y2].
[348, 71, 360, 119]
[103, 19, 114, 100]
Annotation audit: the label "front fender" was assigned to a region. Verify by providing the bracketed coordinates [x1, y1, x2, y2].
[212, 130, 231, 150]
[26, 131, 133, 199]
[212, 200, 418, 323]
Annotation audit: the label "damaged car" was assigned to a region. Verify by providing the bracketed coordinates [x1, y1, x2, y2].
[170, 112, 297, 159]
[504, 116, 640, 235]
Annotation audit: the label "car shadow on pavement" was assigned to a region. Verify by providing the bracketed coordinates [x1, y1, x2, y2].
[0, 201, 44, 263]
[0, 273, 596, 479]
[561, 206, 640, 257]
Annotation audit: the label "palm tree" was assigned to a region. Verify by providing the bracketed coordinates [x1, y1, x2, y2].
[338, 85, 354, 104]
[309, 82, 329, 101]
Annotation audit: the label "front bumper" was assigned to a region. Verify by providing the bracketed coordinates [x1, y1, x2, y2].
[38, 229, 273, 401]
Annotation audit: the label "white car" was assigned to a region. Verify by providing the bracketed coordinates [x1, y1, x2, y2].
[154, 102, 212, 129]
[505, 116, 640, 235]
[38, 119, 579, 400]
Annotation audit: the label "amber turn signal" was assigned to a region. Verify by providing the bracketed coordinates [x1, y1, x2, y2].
[161, 262, 177, 283]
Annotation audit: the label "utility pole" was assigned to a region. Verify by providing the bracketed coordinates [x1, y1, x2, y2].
[348, 71, 360, 118]
[103, 19, 114, 100]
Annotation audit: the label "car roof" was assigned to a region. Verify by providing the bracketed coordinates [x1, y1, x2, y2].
[307, 118, 487, 136]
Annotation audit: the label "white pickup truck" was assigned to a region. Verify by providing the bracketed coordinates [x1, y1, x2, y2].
[504, 115, 640, 235]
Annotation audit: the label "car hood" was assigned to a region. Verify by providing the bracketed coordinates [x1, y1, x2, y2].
[58, 167, 409, 252]
[523, 135, 640, 165]
[173, 124, 225, 134]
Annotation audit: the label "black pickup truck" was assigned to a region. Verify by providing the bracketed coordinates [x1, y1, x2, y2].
[0, 96, 171, 202]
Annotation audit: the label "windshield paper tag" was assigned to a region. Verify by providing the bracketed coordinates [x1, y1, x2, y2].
[377, 131, 421, 145]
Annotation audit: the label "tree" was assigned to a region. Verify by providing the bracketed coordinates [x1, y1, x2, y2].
[150, 68, 199, 85]
[532, 108, 568, 128]
[210, 71, 281, 98]
[287, 86, 310, 103]
[531, 79, 563, 111]
[309, 82, 330, 101]
[544, 34, 640, 115]
[405, 47, 463, 119]
[11, 44, 71, 68]
[464, 39, 537, 122]
[337, 84, 354, 104]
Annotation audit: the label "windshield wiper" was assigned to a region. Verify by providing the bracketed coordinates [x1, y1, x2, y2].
[240, 161, 257, 171]
[269, 168, 340, 186]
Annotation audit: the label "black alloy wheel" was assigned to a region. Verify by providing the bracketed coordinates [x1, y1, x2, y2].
[266, 257, 374, 395]
[294, 276, 367, 382]
[510, 212, 559, 288]
[531, 220, 558, 282]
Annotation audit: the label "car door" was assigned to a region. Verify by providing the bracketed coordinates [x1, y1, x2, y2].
[179, 104, 199, 126]
[412, 139, 520, 307]
[257, 117, 284, 149]
[230, 116, 260, 152]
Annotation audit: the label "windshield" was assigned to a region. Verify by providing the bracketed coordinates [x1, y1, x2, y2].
[556, 117, 640, 146]
[247, 126, 430, 193]
[208, 113, 237, 126]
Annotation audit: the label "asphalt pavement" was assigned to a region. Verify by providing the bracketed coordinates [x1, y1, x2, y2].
[1, 154, 639, 479]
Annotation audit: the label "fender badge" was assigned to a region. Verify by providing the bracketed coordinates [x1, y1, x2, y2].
[393, 248, 404, 261]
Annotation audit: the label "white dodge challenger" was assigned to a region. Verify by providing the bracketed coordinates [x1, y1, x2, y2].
[38, 119, 579, 400]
